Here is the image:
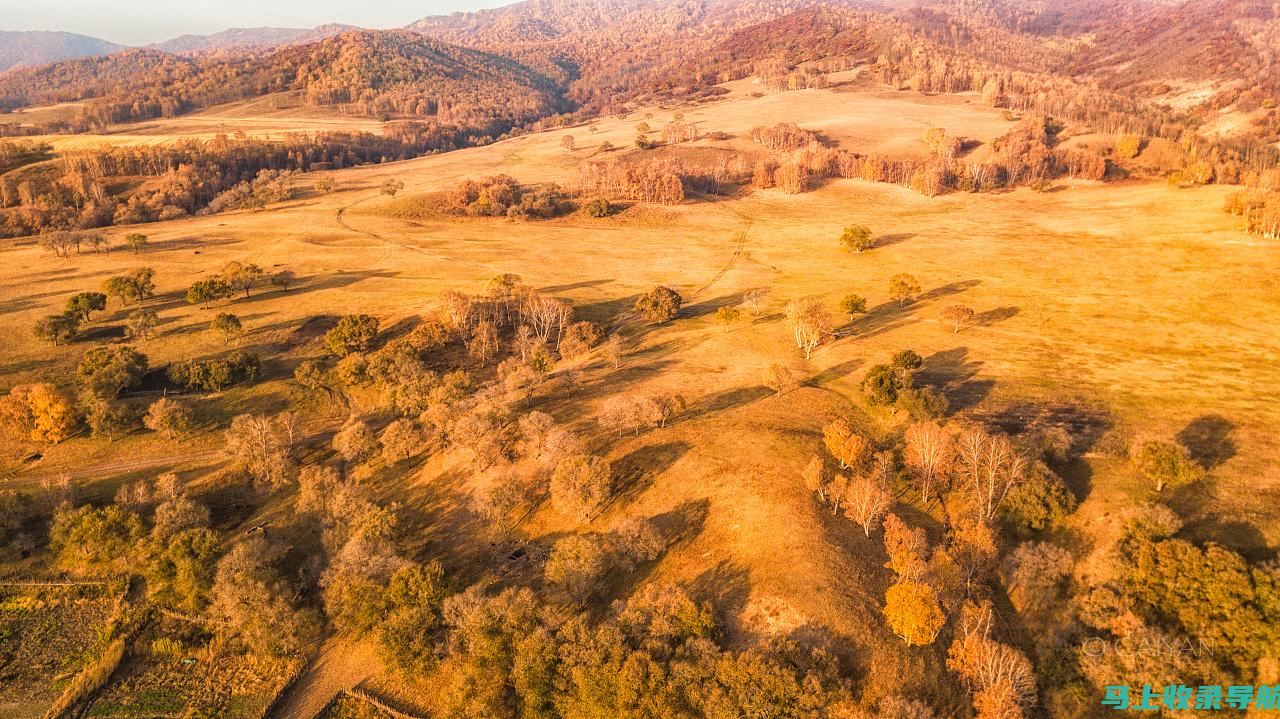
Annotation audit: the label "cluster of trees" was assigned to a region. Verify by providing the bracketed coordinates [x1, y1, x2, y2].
[1225, 185, 1280, 240]
[443, 175, 572, 219]
[578, 157, 687, 205]
[183, 261, 285, 309]
[747, 118, 1108, 199]
[0, 130, 467, 237]
[3, 330, 259, 446]
[30, 269, 156, 345]
[799, 403, 1090, 718]
[168, 351, 261, 392]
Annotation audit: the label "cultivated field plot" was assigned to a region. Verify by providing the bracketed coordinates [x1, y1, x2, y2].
[0, 584, 115, 719]
[83, 615, 292, 719]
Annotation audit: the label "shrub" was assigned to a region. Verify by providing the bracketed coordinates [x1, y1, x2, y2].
[715, 306, 742, 324]
[583, 196, 612, 217]
[634, 286, 683, 323]
[1133, 440, 1205, 492]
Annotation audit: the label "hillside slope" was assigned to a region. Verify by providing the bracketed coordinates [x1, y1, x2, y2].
[0, 30, 568, 128]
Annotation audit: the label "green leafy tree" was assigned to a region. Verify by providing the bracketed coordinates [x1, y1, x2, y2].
[325, 314, 379, 356]
[33, 313, 79, 345]
[77, 346, 148, 399]
[50, 504, 144, 573]
[210, 313, 244, 343]
[167, 352, 260, 392]
[583, 197, 612, 217]
[271, 270, 296, 291]
[222, 261, 264, 298]
[1133, 440, 1206, 492]
[187, 278, 230, 309]
[125, 309, 158, 340]
[65, 292, 107, 322]
[840, 293, 868, 321]
[146, 528, 219, 612]
[889, 274, 922, 305]
[125, 233, 148, 253]
[82, 396, 136, 440]
[545, 534, 609, 602]
[840, 224, 875, 252]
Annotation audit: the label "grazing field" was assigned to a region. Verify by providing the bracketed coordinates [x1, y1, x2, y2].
[1, 78, 1276, 715]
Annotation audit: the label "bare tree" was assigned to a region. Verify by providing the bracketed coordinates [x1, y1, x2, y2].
[551, 454, 612, 522]
[744, 289, 770, 316]
[802, 455, 831, 502]
[844, 476, 893, 537]
[600, 335, 624, 368]
[440, 291, 474, 331]
[467, 320, 500, 366]
[523, 294, 573, 345]
[224, 413, 297, 490]
[599, 394, 640, 436]
[956, 427, 1027, 522]
[785, 297, 832, 359]
[904, 421, 954, 504]
[333, 418, 379, 466]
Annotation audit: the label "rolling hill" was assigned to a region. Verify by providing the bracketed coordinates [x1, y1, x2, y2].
[151, 23, 357, 54]
[0, 30, 124, 72]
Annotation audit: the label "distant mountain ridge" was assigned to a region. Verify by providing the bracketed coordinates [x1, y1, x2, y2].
[150, 24, 357, 54]
[0, 30, 124, 72]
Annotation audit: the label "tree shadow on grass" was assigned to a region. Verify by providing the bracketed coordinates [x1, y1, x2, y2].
[611, 441, 692, 502]
[688, 559, 752, 628]
[874, 232, 915, 249]
[919, 279, 981, 302]
[919, 347, 992, 413]
[845, 300, 920, 340]
[808, 358, 864, 387]
[683, 291, 746, 319]
[1177, 414, 1236, 469]
[975, 306, 1019, 327]
[77, 324, 127, 342]
[1182, 516, 1272, 561]
[685, 385, 773, 419]
[540, 278, 614, 293]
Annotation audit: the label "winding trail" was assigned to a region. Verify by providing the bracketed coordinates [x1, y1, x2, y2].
[270, 637, 381, 719]
[335, 195, 500, 273]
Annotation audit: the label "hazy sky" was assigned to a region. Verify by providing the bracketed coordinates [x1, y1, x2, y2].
[0, 0, 515, 46]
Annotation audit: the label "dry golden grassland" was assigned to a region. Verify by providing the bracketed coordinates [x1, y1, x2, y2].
[1, 81, 1276, 703]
